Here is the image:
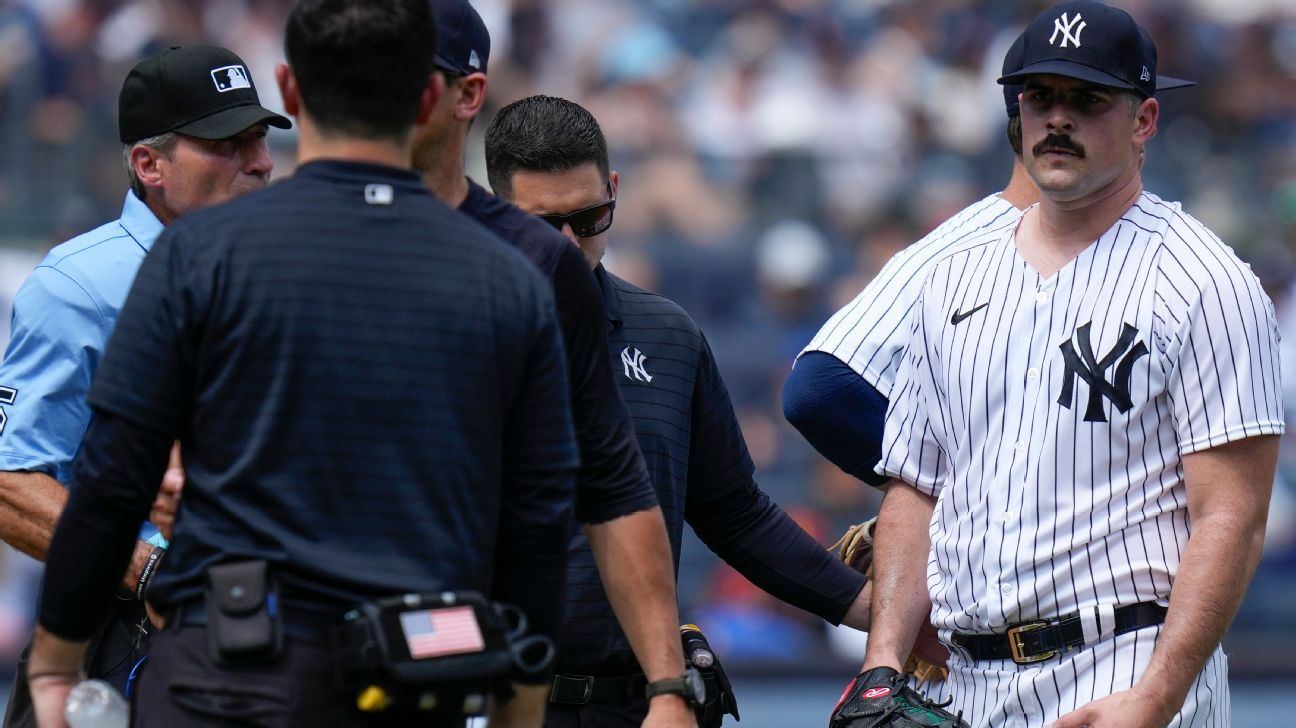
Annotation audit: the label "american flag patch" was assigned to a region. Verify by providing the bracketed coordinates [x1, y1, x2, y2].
[399, 606, 485, 659]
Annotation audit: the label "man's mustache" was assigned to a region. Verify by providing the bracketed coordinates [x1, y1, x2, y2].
[1033, 134, 1086, 158]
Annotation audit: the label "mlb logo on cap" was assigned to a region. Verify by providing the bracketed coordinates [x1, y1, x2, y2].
[211, 65, 252, 93]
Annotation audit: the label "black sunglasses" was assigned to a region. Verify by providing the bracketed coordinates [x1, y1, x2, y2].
[538, 185, 616, 238]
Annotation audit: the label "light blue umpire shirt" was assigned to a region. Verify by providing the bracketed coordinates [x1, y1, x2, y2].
[0, 191, 168, 545]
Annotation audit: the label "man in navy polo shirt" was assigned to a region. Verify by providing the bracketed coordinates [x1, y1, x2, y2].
[408, 4, 695, 726]
[27, 1, 576, 725]
[0, 44, 289, 727]
[485, 95, 872, 727]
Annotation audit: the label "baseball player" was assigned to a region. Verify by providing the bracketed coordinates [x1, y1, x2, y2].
[862, 3, 1281, 727]
[792, 34, 1034, 724]
[0, 46, 288, 726]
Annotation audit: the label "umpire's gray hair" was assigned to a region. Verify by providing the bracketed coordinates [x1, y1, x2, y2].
[123, 132, 180, 201]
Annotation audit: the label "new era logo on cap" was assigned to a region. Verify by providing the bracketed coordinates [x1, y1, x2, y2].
[211, 65, 252, 93]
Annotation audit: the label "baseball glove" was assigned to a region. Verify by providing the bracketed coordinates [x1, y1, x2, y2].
[829, 667, 968, 728]
[829, 518, 947, 685]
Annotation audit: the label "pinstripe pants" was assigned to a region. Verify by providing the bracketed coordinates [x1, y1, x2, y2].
[942, 626, 1229, 727]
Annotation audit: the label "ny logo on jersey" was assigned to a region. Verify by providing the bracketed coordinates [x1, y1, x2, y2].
[1049, 12, 1087, 48]
[1057, 322, 1148, 423]
[620, 347, 653, 383]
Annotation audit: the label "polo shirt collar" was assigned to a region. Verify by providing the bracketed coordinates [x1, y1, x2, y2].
[118, 190, 164, 253]
[594, 264, 624, 330]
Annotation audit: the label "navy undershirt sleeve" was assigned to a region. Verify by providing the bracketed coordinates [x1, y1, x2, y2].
[684, 337, 866, 624]
[39, 410, 171, 640]
[782, 351, 890, 487]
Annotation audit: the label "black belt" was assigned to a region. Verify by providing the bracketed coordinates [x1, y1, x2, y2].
[952, 602, 1167, 664]
[549, 672, 647, 705]
[172, 601, 340, 644]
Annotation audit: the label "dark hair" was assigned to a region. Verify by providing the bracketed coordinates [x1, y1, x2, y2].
[485, 95, 609, 199]
[1006, 115, 1022, 157]
[284, 0, 436, 141]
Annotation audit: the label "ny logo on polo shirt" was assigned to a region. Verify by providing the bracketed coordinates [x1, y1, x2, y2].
[0, 386, 15, 434]
[620, 347, 652, 383]
[1057, 322, 1149, 423]
[211, 65, 251, 92]
[1050, 12, 1087, 48]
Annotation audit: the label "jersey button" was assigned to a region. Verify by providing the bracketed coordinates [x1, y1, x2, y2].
[1027, 367, 1040, 380]
[1014, 441, 1026, 453]
[1035, 291, 1049, 304]
[1000, 583, 1014, 595]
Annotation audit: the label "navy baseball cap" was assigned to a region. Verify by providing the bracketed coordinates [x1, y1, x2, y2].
[430, 0, 490, 76]
[998, 1, 1194, 98]
[1002, 32, 1025, 118]
[119, 45, 290, 144]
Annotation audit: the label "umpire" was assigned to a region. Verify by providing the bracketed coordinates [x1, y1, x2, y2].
[0, 43, 288, 726]
[27, 1, 577, 726]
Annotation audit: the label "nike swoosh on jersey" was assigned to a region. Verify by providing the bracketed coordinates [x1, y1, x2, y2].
[950, 303, 989, 325]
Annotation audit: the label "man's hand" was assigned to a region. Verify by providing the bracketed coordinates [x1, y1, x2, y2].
[1051, 685, 1178, 728]
[29, 673, 76, 728]
[911, 620, 948, 668]
[149, 442, 184, 541]
[642, 694, 697, 728]
[28, 625, 88, 728]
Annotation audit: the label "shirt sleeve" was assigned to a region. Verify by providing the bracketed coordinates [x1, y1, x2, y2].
[782, 351, 890, 487]
[876, 295, 949, 496]
[0, 266, 109, 482]
[86, 229, 198, 434]
[550, 244, 658, 524]
[686, 334, 867, 624]
[38, 409, 171, 640]
[1165, 252, 1285, 454]
[492, 280, 580, 677]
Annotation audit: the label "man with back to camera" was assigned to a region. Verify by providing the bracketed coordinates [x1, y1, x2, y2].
[409, 4, 695, 724]
[0, 44, 289, 726]
[783, 33, 1036, 723]
[485, 94, 874, 727]
[26, 1, 578, 726]
[861, 3, 1281, 726]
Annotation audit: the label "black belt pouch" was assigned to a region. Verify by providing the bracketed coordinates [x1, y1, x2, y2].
[205, 560, 283, 667]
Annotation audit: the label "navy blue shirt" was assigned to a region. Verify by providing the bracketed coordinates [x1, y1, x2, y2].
[39, 161, 579, 646]
[458, 180, 657, 524]
[557, 267, 867, 673]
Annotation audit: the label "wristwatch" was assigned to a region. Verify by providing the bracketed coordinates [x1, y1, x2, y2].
[645, 667, 706, 707]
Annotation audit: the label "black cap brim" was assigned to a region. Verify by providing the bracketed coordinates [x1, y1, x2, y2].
[999, 60, 1196, 95]
[999, 60, 1137, 90]
[173, 104, 291, 140]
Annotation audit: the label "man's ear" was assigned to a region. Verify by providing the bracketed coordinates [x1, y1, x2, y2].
[130, 144, 166, 192]
[276, 63, 300, 117]
[609, 170, 620, 198]
[454, 72, 489, 122]
[1133, 96, 1159, 146]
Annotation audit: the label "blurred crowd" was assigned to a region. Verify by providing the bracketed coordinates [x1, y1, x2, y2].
[1, 0, 1294, 678]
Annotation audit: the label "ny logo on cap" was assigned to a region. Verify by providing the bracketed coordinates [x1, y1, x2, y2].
[468, 50, 481, 70]
[1049, 12, 1087, 49]
[211, 65, 252, 93]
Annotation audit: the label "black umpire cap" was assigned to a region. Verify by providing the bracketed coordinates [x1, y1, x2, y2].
[998, 1, 1194, 98]
[119, 45, 291, 144]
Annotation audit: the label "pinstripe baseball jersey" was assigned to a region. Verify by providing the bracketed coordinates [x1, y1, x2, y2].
[879, 191, 1282, 725]
[803, 194, 1022, 394]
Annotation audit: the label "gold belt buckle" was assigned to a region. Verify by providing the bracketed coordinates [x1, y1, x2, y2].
[1006, 621, 1056, 664]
